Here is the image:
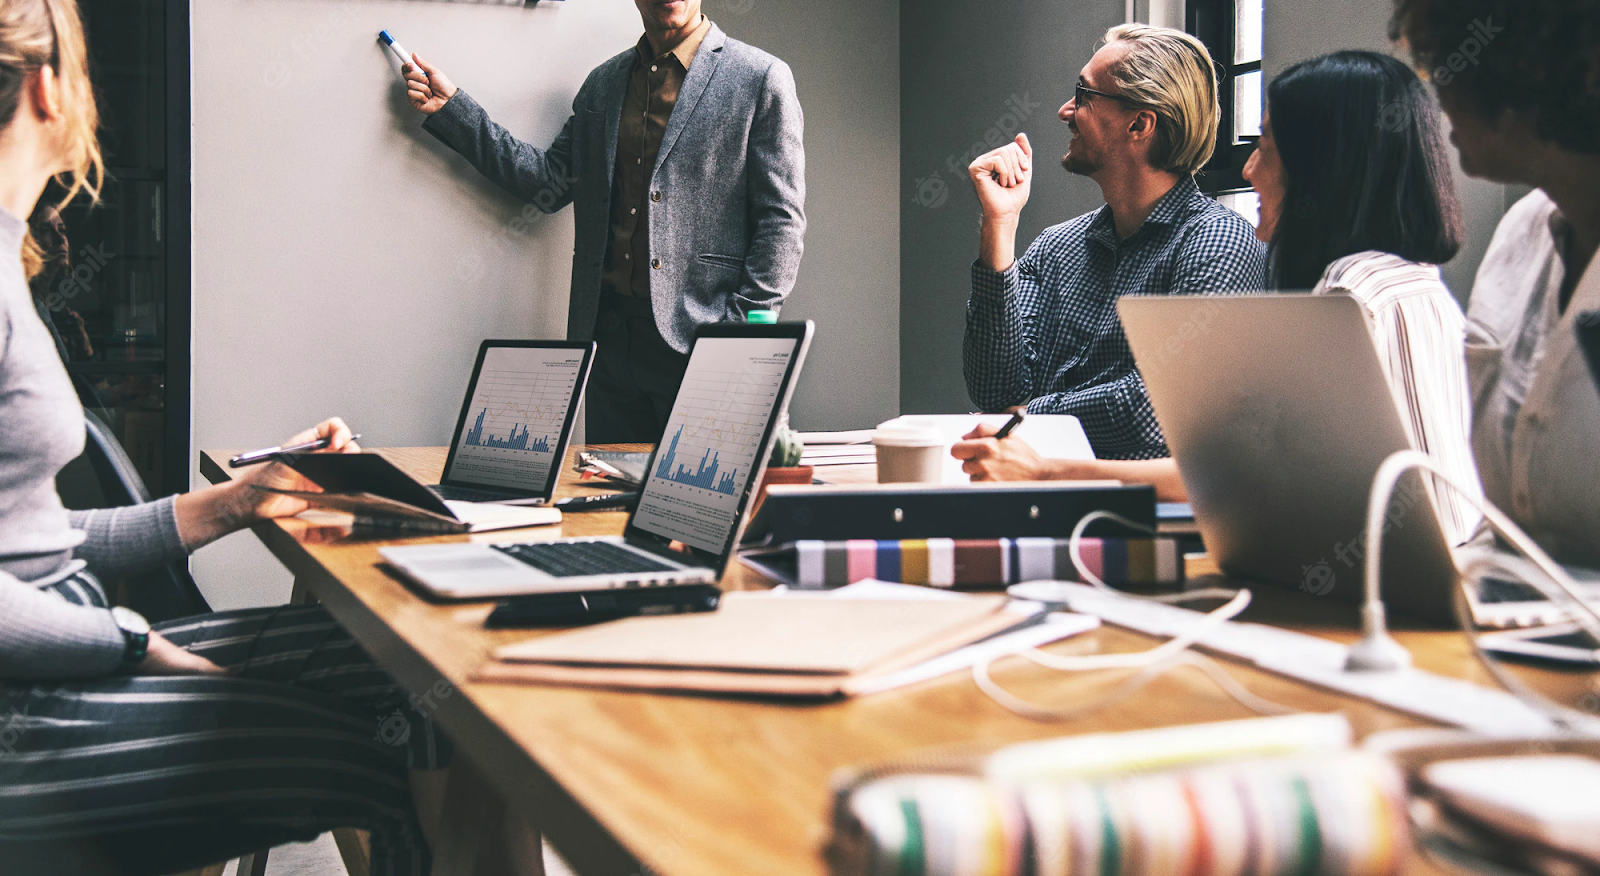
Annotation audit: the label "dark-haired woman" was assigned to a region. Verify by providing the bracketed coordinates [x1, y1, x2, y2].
[953, 50, 1482, 546]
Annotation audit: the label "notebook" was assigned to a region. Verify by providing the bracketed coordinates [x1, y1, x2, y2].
[477, 591, 1027, 698]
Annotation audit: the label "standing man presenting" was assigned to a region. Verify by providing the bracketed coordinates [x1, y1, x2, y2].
[403, 0, 805, 442]
[963, 25, 1266, 459]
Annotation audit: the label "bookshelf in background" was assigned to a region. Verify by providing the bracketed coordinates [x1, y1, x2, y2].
[34, 0, 189, 494]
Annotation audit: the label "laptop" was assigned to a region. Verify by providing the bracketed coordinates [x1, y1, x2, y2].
[1118, 294, 1461, 624]
[429, 340, 596, 506]
[381, 321, 814, 599]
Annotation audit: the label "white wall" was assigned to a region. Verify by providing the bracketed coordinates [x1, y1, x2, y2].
[715, 0, 901, 433]
[189, 0, 900, 609]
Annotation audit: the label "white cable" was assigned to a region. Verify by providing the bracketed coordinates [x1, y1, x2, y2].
[1018, 589, 1252, 671]
[975, 647, 1296, 722]
[973, 588, 1296, 721]
[1067, 509, 1241, 604]
[1362, 450, 1600, 729]
[1362, 452, 1600, 647]
[1067, 510, 1155, 590]
[969, 511, 1276, 722]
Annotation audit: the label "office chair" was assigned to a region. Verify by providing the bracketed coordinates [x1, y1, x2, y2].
[54, 409, 212, 621]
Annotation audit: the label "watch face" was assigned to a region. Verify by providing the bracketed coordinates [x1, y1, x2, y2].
[112, 606, 151, 635]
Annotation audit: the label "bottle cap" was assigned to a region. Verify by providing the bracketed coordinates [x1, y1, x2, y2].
[746, 309, 778, 324]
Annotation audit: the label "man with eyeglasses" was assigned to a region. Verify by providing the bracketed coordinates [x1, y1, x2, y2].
[962, 24, 1266, 460]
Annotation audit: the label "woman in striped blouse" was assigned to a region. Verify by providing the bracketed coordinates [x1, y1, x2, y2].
[954, 50, 1483, 546]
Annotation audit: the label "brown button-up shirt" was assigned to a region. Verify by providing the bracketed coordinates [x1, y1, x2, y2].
[600, 16, 713, 300]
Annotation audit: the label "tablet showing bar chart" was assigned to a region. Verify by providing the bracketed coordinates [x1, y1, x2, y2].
[443, 346, 586, 491]
[632, 336, 798, 554]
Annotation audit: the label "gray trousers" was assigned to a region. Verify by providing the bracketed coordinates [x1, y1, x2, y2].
[0, 573, 448, 876]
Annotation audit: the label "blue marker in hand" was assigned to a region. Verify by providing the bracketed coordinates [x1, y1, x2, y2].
[378, 30, 414, 75]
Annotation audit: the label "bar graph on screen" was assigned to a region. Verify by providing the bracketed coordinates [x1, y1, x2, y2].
[445, 347, 586, 491]
[632, 338, 796, 553]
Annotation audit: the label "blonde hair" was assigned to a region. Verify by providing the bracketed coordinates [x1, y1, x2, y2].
[0, 0, 102, 278]
[1100, 23, 1220, 175]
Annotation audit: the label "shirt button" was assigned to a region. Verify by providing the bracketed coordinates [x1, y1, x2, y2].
[651, 191, 662, 202]
[624, 253, 630, 260]
[651, 258, 662, 269]
[630, 208, 637, 215]
[651, 65, 658, 72]
[636, 158, 642, 165]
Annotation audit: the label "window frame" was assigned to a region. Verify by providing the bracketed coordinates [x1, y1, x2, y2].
[1187, 0, 1261, 195]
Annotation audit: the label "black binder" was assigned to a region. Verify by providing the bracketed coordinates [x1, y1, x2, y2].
[741, 482, 1157, 544]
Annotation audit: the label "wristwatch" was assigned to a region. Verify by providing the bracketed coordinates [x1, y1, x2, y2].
[111, 606, 151, 666]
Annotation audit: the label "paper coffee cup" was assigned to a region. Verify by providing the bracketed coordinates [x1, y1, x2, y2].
[873, 422, 945, 483]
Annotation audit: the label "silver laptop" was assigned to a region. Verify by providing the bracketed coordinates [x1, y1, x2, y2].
[382, 321, 814, 599]
[429, 340, 596, 506]
[1118, 293, 1460, 623]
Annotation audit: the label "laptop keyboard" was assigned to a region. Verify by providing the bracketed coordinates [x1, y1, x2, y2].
[493, 541, 681, 578]
[1477, 576, 1549, 603]
[431, 484, 528, 504]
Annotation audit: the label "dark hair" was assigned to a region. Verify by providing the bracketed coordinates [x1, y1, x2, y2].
[1265, 51, 1463, 290]
[1392, 0, 1600, 155]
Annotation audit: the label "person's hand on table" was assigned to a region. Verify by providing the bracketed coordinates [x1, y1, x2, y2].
[403, 54, 457, 115]
[950, 422, 1049, 481]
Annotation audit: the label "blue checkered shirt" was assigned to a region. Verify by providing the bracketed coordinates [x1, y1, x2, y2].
[964, 176, 1267, 459]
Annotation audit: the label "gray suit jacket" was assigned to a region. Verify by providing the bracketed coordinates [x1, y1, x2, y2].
[423, 24, 805, 353]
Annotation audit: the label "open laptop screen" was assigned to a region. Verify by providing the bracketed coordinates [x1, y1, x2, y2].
[629, 328, 808, 557]
[440, 341, 594, 498]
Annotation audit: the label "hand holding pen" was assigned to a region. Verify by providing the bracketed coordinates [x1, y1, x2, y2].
[226, 419, 363, 525]
[951, 412, 1048, 481]
[230, 432, 363, 468]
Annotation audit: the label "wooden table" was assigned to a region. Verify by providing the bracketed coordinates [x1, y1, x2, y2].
[201, 446, 1598, 876]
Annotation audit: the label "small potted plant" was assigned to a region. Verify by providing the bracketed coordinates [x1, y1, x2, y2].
[753, 415, 812, 516]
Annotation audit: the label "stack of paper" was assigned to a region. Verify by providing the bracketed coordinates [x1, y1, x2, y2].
[797, 430, 876, 467]
[476, 585, 1097, 699]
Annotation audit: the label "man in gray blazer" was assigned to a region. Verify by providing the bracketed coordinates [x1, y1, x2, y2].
[404, 0, 805, 442]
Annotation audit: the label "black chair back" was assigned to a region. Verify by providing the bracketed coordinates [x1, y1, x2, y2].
[55, 409, 212, 622]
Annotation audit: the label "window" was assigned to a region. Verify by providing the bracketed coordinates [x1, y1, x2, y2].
[1188, 0, 1263, 209]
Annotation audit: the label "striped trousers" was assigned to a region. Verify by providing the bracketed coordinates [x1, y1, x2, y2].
[0, 573, 450, 876]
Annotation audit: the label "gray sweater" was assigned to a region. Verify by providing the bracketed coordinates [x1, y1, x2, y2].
[0, 207, 188, 679]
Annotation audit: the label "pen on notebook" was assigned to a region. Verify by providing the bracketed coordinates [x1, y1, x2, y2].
[229, 434, 361, 468]
[992, 412, 1024, 440]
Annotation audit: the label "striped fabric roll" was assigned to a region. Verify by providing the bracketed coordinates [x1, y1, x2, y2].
[792, 538, 1184, 590]
[828, 753, 1408, 876]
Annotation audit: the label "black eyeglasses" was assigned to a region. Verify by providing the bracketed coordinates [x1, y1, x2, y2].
[1074, 82, 1140, 108]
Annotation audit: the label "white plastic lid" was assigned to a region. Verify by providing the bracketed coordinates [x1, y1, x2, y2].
[872, 420, 944, 447]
